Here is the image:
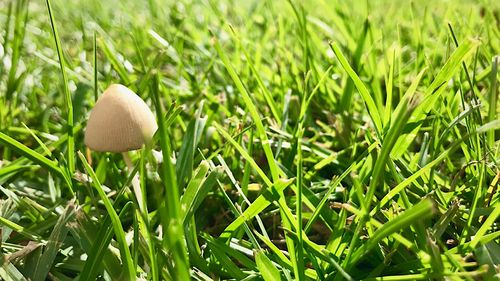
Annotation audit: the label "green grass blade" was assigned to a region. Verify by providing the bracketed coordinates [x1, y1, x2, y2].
[99, 38, 132, 85]
[350, 199, 435, 267]
[475, 242, 500, 279]
[201, 233, 247, 279]
[150, 73, 190, 280]
[68, 211, 124, 280]
[0, 131, 69, 188]
[5, 0, 28, 103]
[219, 178, 293, 241]
[45, 0, 74, 174]
[176, 103, 207, 187]
[31, 203, 75, 281]
[365, 69, 425, 209]
[79, 202, 133, 281]
[384, 48, 396, 126]
[229, 28, 282, 125]
[380, 119, 500, 209]
[0, 164, 33, 179]
[212, 36, 280, 182]
[339, 18, 370, 112]
[93, 31, 98, 102]
[180, 161, 219, 224]
[0, 259, 27, 281]
[254, 232, 293, 269]
[21, 123, 52, 157]
[78, 151, 136, 280]
[255, 250, 282, 281]
[0, 216, 42, 242]
[213, 122, 273, 187]
[392, 38, 480, 157]
[487, 56, 498, 147]
[330, 41, 383, 134]
[469, 201, 500, 249]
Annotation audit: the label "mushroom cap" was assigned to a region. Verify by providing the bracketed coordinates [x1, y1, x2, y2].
[84, 84, 158, 152]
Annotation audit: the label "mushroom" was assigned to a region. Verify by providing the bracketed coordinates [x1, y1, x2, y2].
[85, 84, 157, 211]
[85, 84, 157, 152]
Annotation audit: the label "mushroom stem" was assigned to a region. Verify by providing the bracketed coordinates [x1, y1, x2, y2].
[122, 152, 144, 212]
[86, 147, 93, 166]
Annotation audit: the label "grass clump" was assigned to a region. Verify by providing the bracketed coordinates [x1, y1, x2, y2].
[0, 0, 499, 280]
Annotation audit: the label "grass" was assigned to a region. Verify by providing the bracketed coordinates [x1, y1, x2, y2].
[0, 0, 499, 280]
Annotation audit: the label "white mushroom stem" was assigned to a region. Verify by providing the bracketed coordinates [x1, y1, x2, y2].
[122, 152, 144, 213]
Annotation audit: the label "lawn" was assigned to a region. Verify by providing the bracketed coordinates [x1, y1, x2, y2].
[0, 0, 499, 280]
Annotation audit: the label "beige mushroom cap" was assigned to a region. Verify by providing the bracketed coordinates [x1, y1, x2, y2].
[84, 84, 158, 152]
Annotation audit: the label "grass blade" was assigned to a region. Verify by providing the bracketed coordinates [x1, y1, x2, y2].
[150, 73, 190, 280]
[365, 69, 425, 208]
[487, 56, 498, 147]
[219, 178, 293, 241]
[45, 0, 75, 174]
[350, 199, 435, 267]
[392, 38, 480, 157]
[180, 161, 219, 224]
[79, 202, 133, 281]
[78, 151, 136, 280]
[212, 35, 280, 182]
[0, 131, 70, 189]
[31, 203, 75, 281]
[99, 38, 132, 85]
[255, 250, 282, 281]
[330, 41, 383, 134]
[176, 103, 207, 187]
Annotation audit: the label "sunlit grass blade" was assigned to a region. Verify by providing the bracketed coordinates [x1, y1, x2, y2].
[365, 68, 425, 209]
[392, 38, 480, 157]
[150, 73, 190, 280]
[135, 208, 159, 281]
[229, 26, 282, 125]
[349, 199, 436, 268]
[213, 122, 272, 187]
[487, 56, 498, 147]
[0, 164, 33, 179]
[219, 178, 293, 241]
[93, 31, 98, 102]
[45, 0, 75, 175]
[212, 35, 280, 181]
[330, 41, 383, 134]
[469, 198, 500, 249]
[176, 102, 207, 187]
[200, 233, 247, 279]
[78, 151, 136, 280]
[384, 48, 396, 126]
[338, 19, 370, 112]
[0, 131, 70, 189]
[5, 0, 28, 103]
[255, 249, 283, 281]
[180, 161, 219, 224]
[0, 216, 42, 241]
[21, 123, 52, 157]
[254, 232, 293, 271]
